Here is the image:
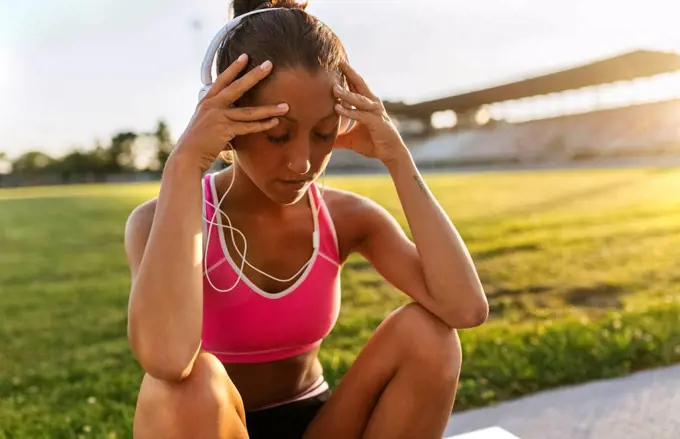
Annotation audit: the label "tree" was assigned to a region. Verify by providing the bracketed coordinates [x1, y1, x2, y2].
[0, 151, 11, 175]
[12, 151, 56, 174]
[108, 132, 138, 172]
[154, 120, 174, 171]
[89, 140, 112, 176]
[56, 147, 110, 182]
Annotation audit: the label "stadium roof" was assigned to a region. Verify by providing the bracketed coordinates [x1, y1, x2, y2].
[384, 50, 680, 117]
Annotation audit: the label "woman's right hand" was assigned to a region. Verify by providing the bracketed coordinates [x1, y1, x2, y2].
[170, 54, 289, 172]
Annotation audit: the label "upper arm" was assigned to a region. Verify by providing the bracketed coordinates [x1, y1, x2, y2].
[342, 192, 487, 328]
[124, 199, 157, 282]
[345, 194, 433, 307]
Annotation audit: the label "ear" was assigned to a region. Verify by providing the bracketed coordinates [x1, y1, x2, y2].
[333, 129, 355, 150]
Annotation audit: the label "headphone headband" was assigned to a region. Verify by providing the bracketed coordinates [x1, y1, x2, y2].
[197, 6, 356, 134]
[200, 7, 285, 94]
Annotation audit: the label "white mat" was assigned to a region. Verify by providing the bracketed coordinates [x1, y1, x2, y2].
[445, 426, 521, 439]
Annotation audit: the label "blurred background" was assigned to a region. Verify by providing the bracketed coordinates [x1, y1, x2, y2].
[1, 1, 680, 438]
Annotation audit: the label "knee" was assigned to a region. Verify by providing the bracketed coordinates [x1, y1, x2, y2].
[387, 303, 462, 382]
[186, 353, 244, 415]
[135, 353, 244, 435]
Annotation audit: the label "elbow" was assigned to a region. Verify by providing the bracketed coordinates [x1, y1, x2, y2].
[144, 361, 194, 383]
[440, 296, 489, 329]
[130, 339, 196, 383]
[459, 301, 489, 328]
[127, 323, 197, 383]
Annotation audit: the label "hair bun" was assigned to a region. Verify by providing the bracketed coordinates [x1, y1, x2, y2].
[232, 1, 270, 17]
[232, 0, 307, 17]
[272, 0, 308, 10]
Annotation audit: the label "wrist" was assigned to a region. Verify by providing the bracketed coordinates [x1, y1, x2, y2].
[381, 145, 414, 174]
[164, 150, 207, 178]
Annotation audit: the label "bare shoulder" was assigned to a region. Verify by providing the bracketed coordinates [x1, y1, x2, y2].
[125, 198, 157, 243]
[321, 185, 379, 217]
[320, 186, 400, 262]
[124, 198, 158, 278]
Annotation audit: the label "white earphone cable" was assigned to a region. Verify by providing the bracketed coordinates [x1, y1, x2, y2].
[202, 153, 327, 292]
[198, 9, 337, 292]
[202, 160, 247, 292]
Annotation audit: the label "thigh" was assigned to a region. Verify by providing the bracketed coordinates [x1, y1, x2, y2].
[302, 308, 405, 439]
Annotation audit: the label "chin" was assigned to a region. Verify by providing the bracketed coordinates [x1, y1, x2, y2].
[280, 191, 309, 206]
[270, 182, 313, 206]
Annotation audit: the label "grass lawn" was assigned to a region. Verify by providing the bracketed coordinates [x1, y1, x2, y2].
[1, 166, 679, 438]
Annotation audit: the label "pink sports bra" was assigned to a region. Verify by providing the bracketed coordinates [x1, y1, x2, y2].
[200, 173, 342, 364]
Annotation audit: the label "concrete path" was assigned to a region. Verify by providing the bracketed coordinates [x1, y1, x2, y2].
[444, 364, 680, 439]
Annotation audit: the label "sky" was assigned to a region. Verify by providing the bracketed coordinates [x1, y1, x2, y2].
[1, 0, 680, 158]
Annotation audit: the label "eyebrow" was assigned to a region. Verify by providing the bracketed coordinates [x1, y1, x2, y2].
[282, 111, 338, 124]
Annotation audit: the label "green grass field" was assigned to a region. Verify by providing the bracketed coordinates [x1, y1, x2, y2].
[2, 166, 680, 438]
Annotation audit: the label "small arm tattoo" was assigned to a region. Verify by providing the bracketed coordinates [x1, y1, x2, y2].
[413, 175, 427, 194]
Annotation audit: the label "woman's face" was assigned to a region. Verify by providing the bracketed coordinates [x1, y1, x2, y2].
[231, 67, 342, 205]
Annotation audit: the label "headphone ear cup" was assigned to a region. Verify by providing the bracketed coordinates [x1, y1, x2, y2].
[198, 85, 212, 102]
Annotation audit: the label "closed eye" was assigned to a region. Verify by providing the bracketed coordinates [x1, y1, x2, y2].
[267, 131, 336, 145]
[315, 132, 336, 142]
[267, 134, 290, 144]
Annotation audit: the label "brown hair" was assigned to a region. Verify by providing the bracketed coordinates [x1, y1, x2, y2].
[217, 0, 348, 163]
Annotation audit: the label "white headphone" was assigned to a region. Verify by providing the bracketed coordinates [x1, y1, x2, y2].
[200, 7, 341, 293]
[198, 6, 356, 134]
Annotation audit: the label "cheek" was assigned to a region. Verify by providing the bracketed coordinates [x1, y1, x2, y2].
[315, 140, 334, 152]
[313, 145, 334, 171]
[233, 139, 280, 174]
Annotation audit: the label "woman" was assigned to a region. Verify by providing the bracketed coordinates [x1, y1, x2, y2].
[124, 1, 488, 438]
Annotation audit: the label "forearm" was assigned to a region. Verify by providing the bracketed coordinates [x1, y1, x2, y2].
[128, 156, 204, 379]
[384, 148, 487, 317]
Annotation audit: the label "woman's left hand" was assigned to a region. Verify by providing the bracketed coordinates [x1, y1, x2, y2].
[333, 62, 408, 166]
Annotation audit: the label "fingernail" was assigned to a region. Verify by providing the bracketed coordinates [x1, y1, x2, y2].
[238, 53, 247, 62]
[277, 103, 289, 111]
[261, 60, 272, 71]
[334, 84, 343, 92]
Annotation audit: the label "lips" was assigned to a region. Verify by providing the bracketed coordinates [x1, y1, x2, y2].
[279, 179, 310, 189]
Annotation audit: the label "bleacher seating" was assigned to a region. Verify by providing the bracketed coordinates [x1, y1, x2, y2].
[398, 99, 680, 167]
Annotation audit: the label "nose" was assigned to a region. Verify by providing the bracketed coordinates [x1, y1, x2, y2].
[288, 159, 311, 175]
[286, 142, 312, 175]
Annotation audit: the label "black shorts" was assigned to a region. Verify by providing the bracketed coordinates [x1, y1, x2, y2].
[245, 389, 331, 439]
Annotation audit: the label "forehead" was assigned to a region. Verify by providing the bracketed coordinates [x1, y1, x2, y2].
[254, 67, 340, 119]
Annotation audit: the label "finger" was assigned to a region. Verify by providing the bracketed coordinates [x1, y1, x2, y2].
[333, 84, 380, 111]
[340, 61, 377, 100]
[215, 59, 274, 106]
[334, 103, 368, 123]
[224, 103, 289, 122]
[230, 117, 281, 136]
[204, 53, 249, 100]
[338, 88, 353, 111]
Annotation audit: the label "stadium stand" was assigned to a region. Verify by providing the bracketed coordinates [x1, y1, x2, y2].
[327, 50, 680, 170]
